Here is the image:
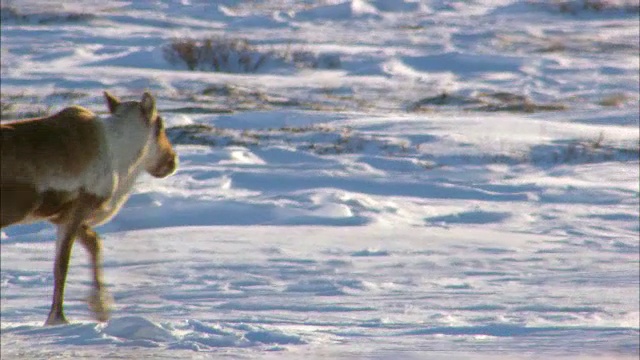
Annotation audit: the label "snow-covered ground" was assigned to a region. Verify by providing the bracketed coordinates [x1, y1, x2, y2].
[1, 1, 638, 359]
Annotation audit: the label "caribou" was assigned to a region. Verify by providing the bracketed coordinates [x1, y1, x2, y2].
[0, 91, 178, 325]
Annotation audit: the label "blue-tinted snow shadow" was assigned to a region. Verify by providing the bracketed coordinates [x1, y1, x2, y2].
[398, 52, 526, 75]
[424, 210, 511, 225]
[1, 316, 307, 350]
[401, 324, 638, 338]
[0, 196, 370, 244]
[231, 172, 530, 202]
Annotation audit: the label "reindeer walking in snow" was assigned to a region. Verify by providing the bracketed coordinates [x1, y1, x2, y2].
[0, 91, 178, 325]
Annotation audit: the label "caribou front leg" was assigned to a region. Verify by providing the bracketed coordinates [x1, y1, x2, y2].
[77, 224, 112, 322]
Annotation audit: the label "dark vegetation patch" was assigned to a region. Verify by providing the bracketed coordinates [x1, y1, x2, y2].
[408, 91, 567, 113]
[0, 100, 15, 114]
[202, 84, 302, 109]
[597, 93, 633, 107]
[442, 137, 638, 167]
[45, 90, 89, 101]
[0, 99, 51, 120]
[0, 87, 92, 123]
[476, 103, 567, 113]
[163, 37, 341, 73]
[0, 107, 51, 120]
[166, 123, 638, 168]
[0, 90, 89, 120]
[398, 24, 425, 31]
[175, 84, 370, 113]
[497, 33, 639, 55]
[162, 106, 234, 115]
[166, 123, 420, 157]
[546, 0, 640, 14]
[407, 93, 481, 110]
[528, 134, 639, 165]
[0, 6, 96, 24]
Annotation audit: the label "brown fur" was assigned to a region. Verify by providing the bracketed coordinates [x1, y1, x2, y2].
[148, 116, 176, 177]
[1, 106, 101, 183]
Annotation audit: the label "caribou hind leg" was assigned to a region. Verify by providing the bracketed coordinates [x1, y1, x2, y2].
[45, 192, 105, 326]
[77, 224, 112, 322]
[45, 217, 82, 325]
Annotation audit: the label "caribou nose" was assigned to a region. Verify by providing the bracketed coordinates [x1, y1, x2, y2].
[167, 154, 178, 175]
[166, 154, 178, 175]
[151, 154, 178, 178]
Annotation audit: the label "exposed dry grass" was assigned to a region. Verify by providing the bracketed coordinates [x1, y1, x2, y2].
[46, 90, 89, 101]
[498, 32, 639, 55]
[163, 37, 340, 73]
[163, 37, 268, 72]
[1, 100, 15, 113]
[598, 93, 631, 107]
[161, 106, 233, 114]
[167, 122, 638, 169]
[197, 83, 365, 113]
[0, 106, 51, 120]
[407, 93, 481, 111]
[408, 91, 568, 113]
[553, 0, 640, 14]
[0, 90, 88, 120]
[166, 123, 417, 157]
[0, 5, 96, 24]
[476, 102, 568, 113]
[529, 134, 639, 165]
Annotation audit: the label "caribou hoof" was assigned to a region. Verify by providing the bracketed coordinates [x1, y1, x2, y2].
[44, 312, 69, 326]
[87, 289, 113, 322]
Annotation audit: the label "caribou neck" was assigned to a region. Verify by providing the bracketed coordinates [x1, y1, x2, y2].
[101, 116, 150, 181]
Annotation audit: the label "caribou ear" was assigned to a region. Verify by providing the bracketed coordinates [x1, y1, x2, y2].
[104, 91, 121, 113]
[140, 92, 157, 123]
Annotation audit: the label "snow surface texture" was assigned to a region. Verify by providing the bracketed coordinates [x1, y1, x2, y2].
[1, 0, 639, 359]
